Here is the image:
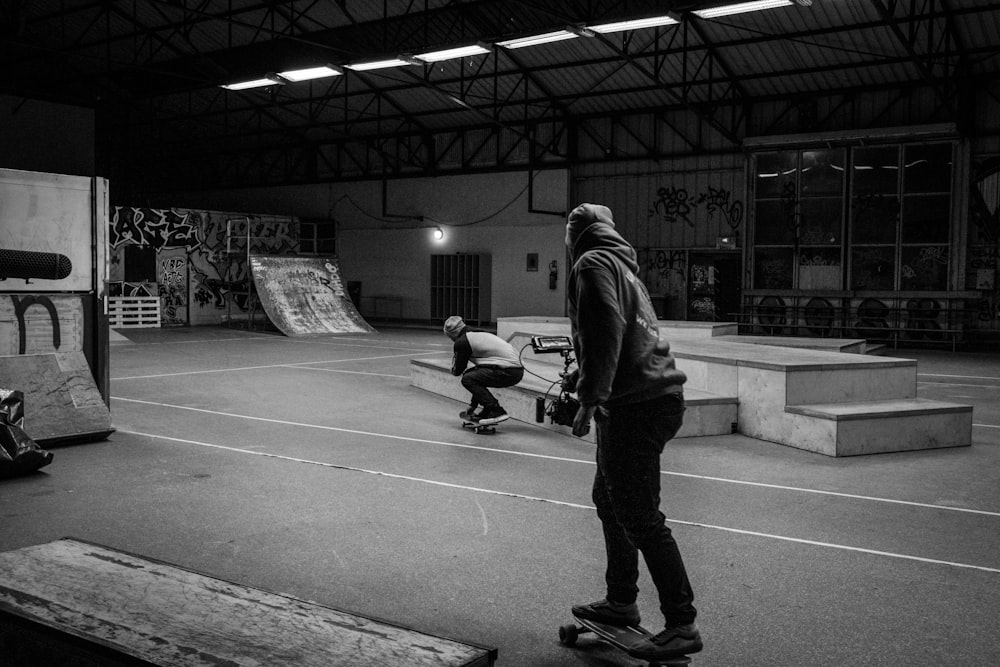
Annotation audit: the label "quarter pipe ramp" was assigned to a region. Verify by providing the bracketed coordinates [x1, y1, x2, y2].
[249, 255, 375, 336]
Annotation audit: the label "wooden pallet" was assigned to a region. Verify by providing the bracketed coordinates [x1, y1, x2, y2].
[108, 296, 160, 328]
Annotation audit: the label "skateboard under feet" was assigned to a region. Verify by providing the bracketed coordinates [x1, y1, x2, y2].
[459, 410, 508, 435]
[559, 615, 693, 667]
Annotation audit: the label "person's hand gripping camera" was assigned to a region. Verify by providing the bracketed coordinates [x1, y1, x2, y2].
[561, 368, 597, 438]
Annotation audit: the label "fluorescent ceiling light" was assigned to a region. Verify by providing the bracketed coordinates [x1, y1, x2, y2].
[221, 77, 280, 91]
[694, 0, 793, 19]
[344, 58, 415, 72]
[413, 43, 491, 63]
[278, 65, 342, 82]
[497, 30, 578, 49]
[588, 15, 678, 33]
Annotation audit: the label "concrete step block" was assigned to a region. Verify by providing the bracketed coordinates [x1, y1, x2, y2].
[410, 358, 737, 441]
[783, 398, 973, 456]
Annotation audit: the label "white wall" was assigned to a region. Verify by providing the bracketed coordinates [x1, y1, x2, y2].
[164, 168, 570, 323]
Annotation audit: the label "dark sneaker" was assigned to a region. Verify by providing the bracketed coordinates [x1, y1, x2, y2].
[476, 405, 509, 425]
[459, 410, 479, 422]
[571, 599, 640, 628]
[628, 623, 703, 661]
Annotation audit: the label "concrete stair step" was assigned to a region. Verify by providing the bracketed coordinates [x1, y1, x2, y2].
[782, 398, 973, 456]
[785, 397, 973, 420]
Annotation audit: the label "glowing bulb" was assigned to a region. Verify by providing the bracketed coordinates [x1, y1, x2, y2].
[433, 227, 444, 240]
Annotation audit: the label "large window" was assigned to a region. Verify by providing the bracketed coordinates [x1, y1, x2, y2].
[753, 148, 845, 290]
[752, 141, 954, 291]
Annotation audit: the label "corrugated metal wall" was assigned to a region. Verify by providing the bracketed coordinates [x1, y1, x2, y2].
[571, 153, 745, 250]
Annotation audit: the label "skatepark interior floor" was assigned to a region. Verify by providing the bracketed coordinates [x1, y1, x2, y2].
[3, 324, 999, 667]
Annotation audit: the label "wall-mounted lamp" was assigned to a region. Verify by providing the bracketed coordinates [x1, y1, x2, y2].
[433, 227, 445, 240]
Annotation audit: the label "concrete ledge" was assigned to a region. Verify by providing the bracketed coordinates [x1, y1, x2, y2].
[786, 398, 974, 421]
[671, 339, 915, 373]
[410, 357, 737, 440]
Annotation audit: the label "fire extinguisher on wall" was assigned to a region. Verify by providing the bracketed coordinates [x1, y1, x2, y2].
[549, 260, 558, 290]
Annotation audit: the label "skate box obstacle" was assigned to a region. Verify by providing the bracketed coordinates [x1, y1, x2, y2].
[0, 538, 497, 667]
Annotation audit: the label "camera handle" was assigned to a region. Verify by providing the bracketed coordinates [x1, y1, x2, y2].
[535, 350, 581, 425]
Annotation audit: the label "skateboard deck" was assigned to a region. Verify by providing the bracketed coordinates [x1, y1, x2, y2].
[559, 616, 692, 666]
[462, 418, 497, 435]
[459, 410, 508, 435]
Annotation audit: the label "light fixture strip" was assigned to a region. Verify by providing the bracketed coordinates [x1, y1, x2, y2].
[588, 15, 679, 34]
[497, 30, 578, 49]
[221, 77, 280, 91]
[413, 43, 491, 63]
[693, 0, 793, 19]
[344, 58, 415, 72]
[278, 65, 342, 82]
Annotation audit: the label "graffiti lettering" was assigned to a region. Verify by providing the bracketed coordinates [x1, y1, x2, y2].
[648, 187, 695, 228]
[696, 186, 744, 233]
[11, 295, 60, 354]
[646, 250, 686, 281]
[110, 208, 201, 250]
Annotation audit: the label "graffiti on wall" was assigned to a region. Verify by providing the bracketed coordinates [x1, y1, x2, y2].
[647, 185, 744, 237]
[0, 294, 84, 356]
[110, 207, 299, 326]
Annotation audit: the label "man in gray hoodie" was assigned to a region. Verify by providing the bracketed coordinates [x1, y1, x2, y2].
[564, 203, 702, 662]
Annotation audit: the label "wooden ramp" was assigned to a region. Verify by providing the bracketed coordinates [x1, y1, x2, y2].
[250, 255, 375, 336]
[0, 538, 496, 667]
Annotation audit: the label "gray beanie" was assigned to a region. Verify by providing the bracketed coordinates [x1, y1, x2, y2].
[566, 203, 615, 251]
[443, 315, 465, 336]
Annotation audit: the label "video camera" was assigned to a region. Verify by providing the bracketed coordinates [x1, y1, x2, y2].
[529, 336, 580, 428]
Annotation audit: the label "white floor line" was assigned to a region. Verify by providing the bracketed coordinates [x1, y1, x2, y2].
[280, 366, 410, 379]
[111, 396, 1000, 518]
[919, 373, 1000, 381]
[918, 381, 1000, 389]
[114, 336, 274, 347]
[111, 351, 442, 381]
[117, 428, 1000, 575]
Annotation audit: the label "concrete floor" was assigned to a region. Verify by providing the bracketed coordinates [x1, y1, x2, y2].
[2, 325, 999, 666]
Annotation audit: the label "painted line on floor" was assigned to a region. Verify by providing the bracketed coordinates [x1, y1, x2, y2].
[111, 397, 1000, 518]
[918, 381, 1000, 389]
[919, 373, 1000, 381]
[111, 351, 441, 381]
[113, 336, 275, 347]
[117, 428, 1000, 575]
[280, 366, 409, 379]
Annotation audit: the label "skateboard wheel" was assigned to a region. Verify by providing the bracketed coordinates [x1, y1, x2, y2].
[558, 623, 579, 646]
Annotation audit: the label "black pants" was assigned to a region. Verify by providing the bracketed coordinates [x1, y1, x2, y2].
[592, 393, 696, 626]
[461, 365, 523, 409]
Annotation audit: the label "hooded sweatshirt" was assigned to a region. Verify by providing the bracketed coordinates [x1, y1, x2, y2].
[566, 203, 686, 408]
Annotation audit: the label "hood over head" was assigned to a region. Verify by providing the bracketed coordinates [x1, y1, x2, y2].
[565, 203, 637, 271]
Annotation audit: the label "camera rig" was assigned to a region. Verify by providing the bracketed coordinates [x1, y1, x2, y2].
[529, 336, 580, 428]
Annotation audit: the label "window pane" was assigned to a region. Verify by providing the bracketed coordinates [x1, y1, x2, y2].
[851, 246, 895, 290]
[903, 143, 952, 194]
[798, 248, 841, 289]
[800, 149, 844, 196]
[853, 146, 899, 195]
[901, 246, 948, 290]
[901, 194, 950, 244]
[851, 194, 898, 244]
[755, 151, 797, 199]
[755, 199, 796, 244]
[754, 248, 793, 289]
[800, 197, 842, 245]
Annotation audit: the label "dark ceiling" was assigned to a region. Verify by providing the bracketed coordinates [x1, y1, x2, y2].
[3, 0, 999, 196]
